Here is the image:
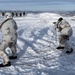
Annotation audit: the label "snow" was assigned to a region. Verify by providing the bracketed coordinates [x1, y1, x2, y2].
[0, 12, 75, 75]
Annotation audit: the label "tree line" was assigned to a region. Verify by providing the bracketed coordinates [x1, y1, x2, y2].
[2, 11, 25, 17]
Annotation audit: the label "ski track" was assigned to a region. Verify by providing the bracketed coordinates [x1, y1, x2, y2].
[0, 13, 75, 75]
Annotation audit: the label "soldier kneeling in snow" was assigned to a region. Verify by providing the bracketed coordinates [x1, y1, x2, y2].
[0, 12, 18, 67]
[53, 17, 73, 54]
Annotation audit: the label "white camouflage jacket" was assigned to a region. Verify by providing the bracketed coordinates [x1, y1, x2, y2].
[55, 19, 73, 37]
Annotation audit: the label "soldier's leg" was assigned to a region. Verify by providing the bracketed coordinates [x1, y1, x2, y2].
[0, 41, 11, 67]
[9, 42, 17, 56]
[56, 35, 65, 49]
[9, 41, 17, 59]
[9, 33, 17, 59]
[59, 35, 66, 46]
[60, 35, 73, 53]
[65, 41, 73, 54]
[0, 50, 9, 64]
[58, 35, 73, 53]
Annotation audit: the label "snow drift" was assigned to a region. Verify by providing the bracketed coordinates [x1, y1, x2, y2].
[0, 12, 75, 75]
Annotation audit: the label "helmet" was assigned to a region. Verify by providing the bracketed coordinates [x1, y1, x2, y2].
[5, 12, 12, 18]
[58, 17, 63, 22]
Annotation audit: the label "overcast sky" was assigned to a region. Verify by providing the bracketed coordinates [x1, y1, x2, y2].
[0, 0, 75, 11]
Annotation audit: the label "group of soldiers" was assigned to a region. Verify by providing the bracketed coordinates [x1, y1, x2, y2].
[0, 12, 73, 67]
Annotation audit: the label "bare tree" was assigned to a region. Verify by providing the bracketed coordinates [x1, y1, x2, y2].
[23, 11, 25, 16]
[19, 12, 22, 17]
[2, 12, 5, 16]
[12, 12, 14, 17]
[16, 12, 18, 17]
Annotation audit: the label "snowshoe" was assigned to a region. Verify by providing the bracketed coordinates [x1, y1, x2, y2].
[56, 46, 64, 49]
[9, 56, 17, 60]
[0, 61, 11, 67]
[66, 48, 73, 54]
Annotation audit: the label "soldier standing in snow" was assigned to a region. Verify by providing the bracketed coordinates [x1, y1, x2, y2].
[53, 17, 73, 54]
[0, 12, 18, 67]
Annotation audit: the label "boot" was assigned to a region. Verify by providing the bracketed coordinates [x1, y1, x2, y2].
[56, 46, 64, 49]
[66, 48, 73, 54]
[9, 56, 17, 60]
[0, 61, 11, 67]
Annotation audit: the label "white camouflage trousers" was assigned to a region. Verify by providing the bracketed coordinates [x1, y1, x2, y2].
[0, 34, 17, 64]
[59, 34, 72, 51]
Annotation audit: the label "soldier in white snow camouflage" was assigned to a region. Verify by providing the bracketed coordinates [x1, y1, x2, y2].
[0, 12, 18, 67]
[53, 17, 73, 54]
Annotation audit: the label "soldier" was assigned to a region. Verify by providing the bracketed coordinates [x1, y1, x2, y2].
[53, 17, 73, 54]
[0, 12, 18, 67]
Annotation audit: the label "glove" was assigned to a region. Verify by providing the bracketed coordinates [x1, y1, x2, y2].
[53, 22, 56, 24]
[53, 22, 57, 30]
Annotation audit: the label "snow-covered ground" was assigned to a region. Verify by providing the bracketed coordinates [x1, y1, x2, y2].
[0, 12, 75, 75]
